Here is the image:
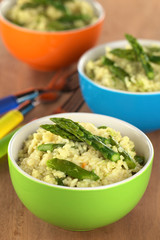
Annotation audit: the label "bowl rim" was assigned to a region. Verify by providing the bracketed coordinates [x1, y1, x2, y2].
[78, 39, 160, 95]
[8, 112, 154, 191]
[0, 0, 105, 34]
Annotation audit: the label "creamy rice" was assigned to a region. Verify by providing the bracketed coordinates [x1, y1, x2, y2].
[18, 122, 142, 188]
[6, 0, 97, 31]
[85, 46, 160, 92]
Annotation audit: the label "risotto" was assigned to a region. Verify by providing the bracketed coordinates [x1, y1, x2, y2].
[85, 34, 160, 92]
[18, 118, 144, 188]
[6, 0, 97, 31]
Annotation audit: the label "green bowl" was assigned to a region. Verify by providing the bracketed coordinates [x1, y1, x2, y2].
[8, 113, 154, 231]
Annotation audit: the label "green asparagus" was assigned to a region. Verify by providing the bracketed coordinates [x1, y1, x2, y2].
[47, 13, 91, 31]
[21, 2, 40, 9]
[98, 126, 108, 129]
[40, 119, 137, 168]
[55, 177, 65, 186]
[97, 136, 111, 145]
[47, 21, 74, 31]
[111, 48, 160, 65]
[47, 158, 100, 180]
[125, 34, 154, 79]
[135, 155, 145, 165]
[41, 124, 80, 142]
[21, 0, 67, 11]
[50, 118, 120, 161]
[148, 55, 160, 64]
[102, 56, 130, 81]
[59, 14, 91, 23]
[146, 46, 160, 53]
[37, 143, 65, 152]
[95, 134, 135, 169]
[111, 48, 136, 61]
[109, 136, 136, 169]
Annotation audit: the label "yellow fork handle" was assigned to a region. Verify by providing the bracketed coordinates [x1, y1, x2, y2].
[0, 110, 24, 139]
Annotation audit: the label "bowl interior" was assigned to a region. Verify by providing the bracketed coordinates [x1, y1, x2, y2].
[0, 0, 105, 32]
[8, 112, 153, 189]
[0, 0, 15, 16]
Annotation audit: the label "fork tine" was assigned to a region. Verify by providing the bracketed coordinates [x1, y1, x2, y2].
[54, 88, 84, 113]
[46, 69, 65, 90]
[65, 71, 79, 91]
[56, 70, 79, 92]
[40, 69, 78, 102]
[47, 68, 79, 92]
[63, 88, 84, 112]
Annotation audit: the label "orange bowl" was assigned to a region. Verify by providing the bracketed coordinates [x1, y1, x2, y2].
[0, 0, 105, 71]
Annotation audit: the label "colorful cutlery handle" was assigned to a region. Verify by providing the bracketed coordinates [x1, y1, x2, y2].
[0, 127, 19, 158]
[0, 95, 18, 115]
[0, 109, 24, 139]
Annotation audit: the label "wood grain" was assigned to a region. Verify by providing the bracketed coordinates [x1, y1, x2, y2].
[0, 0, 160, 239]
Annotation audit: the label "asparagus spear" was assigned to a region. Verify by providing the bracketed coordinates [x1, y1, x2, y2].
[135, 155, 145, 166]
[110, 48, 136, 61]
[37, 143, 65, 152]
[55, 177, 65, 186]
[109, 136, 136, 169]
[47, 21, 74, 31]
[111, 48, 160, 65]
[96, 134, 136, 169]
[47, 158, 100, 181]
[41, 119, 136, 168]
[97, 136, 111, 145]
[50, 118, 120, 161]
[21, 2, 40, 10]
[41, 124, 108, 143]
[98, 126, 108, 129]
[41, 124, 80, 142]
[59, 14, 91, 23]
[47, 15, 91, 31]
[148, 55, 160, 64]
[102, 56, 130, 81]
[125, 34, 154, 79]
[146, 46, 160, 53]
[21, 0, 67, 11]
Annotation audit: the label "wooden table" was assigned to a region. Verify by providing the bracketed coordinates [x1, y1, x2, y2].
[1, 0, 160, 239]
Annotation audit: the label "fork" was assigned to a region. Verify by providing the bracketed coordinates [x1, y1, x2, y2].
[54, 88, 84, 113]
[0, 68, 79, 115]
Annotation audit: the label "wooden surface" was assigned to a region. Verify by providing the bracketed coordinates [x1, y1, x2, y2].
[1, 0, 160, 239]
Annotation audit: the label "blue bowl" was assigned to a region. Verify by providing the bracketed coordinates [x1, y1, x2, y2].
[78, 39, 160, 132]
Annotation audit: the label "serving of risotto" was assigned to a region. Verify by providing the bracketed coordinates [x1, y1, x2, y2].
[18, 117, 144, 188]
[85, 34, 160, 92]
[6, 0, 97, 31]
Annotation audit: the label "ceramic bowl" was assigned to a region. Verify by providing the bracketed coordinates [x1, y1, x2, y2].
[8, 112, 153, 231]
[78, 40, 160, 132]
[0, 0, 104, 71]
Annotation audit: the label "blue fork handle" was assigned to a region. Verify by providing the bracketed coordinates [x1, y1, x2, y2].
[0, 91, 40, 115]
[0, 95, 18, 115]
